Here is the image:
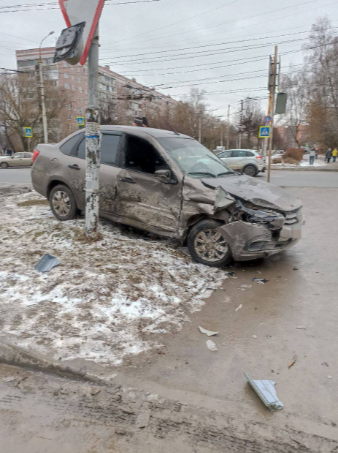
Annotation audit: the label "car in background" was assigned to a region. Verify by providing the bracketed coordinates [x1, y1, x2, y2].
[0, 152, 33, 169]
[216, 149, 265, 176]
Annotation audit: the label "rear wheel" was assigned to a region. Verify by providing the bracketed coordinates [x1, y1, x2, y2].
[187, 219, 232, 267]
[243, 164, 257, 177]
[49, 185, 78, 221]
[0, 162, 9, 169]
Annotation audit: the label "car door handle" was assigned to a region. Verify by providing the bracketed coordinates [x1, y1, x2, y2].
[68, 164, 80, 170]
[119, 177, 135, 184]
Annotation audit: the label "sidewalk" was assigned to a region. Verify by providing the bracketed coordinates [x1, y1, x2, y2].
[272, 155, 338, 171]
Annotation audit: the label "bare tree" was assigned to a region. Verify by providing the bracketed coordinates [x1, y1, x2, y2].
[236, 98, 263, 148]
[0, 72, 67, 151]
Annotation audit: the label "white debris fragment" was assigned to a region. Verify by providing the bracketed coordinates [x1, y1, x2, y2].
[206, 340, 218, 351]
[328, 375, 332, 379]
[199, 326, 219, 337]
[235, 304, 243, 312]
[245, 373, 284, 411]
[241, 284, 252, 289]
[296, 325, 307, 330]
[252, 335, 258, 339]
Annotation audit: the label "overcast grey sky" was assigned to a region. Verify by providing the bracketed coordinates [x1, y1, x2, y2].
[1, 0, 337, 119]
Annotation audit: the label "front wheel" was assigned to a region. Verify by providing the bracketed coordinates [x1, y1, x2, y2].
[243, 164, 258, 177]
[49, 184, 78, 221]
[187, 219, 232, 267]
[0, 162, 9, 169]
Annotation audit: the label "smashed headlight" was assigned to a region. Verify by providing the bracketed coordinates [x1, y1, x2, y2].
[235, 200, 285, 230]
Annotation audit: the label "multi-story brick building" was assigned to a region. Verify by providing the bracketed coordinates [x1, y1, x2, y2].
[15, 47, 177, 142]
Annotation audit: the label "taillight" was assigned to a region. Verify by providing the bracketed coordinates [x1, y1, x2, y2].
[255, 155, 262, 159]
[32, 149, 40, 163]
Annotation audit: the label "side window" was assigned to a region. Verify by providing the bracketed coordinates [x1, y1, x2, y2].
[233, 150, 247, 157]
[101, 134, 121, 166]
[15, 153, 23, 158]
[222, 151, 232, 158]
[245, 151, 254, 157]
[123, 135, 170, 175]
[77, 138, 86, 159]
[60, 134, 83, 156]
[24, 153, 32, 158]
[231, 151, 239, 157]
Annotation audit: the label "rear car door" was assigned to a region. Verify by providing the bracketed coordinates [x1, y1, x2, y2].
[115, 133, 182, 235]
[232, 150, 248, 170]
[11, 153, 24, 166]
[74, 132, 123, 213]
[218, 150, 235, 169]
[23, 153, 33, 166]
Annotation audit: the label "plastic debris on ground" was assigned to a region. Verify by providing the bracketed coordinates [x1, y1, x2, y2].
[225, 272, 236, 277]
[288, 354, 297, 369]
[35, 254, 60, 273]
[245, 373, 284, 411]
[240, 284, 252, 288]
[206, 340, 218, 351]
[235, 304, 242, 312]
[198, 326, 219, 337]
[296, 325, 306, 330]
[293, 267, 299, 271]
[253, 278, 269, 284]
[252, 335, 258, 339]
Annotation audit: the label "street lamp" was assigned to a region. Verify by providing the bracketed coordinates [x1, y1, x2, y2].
[39, 31, 54, 143]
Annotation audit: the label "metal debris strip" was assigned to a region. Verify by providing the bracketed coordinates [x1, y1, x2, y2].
[288, 354, 297, 369]
[245, 373, 284, 411]
[35, 254, 60, 273]
[199, 326, 219, 337]
[253, 278, 269, 284]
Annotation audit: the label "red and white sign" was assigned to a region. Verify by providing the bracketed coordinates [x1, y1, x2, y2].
[59, 0, 105, 65]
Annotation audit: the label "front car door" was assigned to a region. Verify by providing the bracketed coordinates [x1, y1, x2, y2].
[11, 153, 24, 166]
[115, 133, 182, 236]
[23, 153, 33, 166]
[218, 150, 235, 169]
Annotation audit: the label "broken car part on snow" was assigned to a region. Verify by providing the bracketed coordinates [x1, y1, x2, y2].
[245, 373, 284, 411]
[35, 254, 60, 273]
[32, 126, 304, 267]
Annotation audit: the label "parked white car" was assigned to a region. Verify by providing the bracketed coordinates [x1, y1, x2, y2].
[216, 149, 265, 177]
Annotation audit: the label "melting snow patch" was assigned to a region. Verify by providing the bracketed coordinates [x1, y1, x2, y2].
[0, 191, 224, 365]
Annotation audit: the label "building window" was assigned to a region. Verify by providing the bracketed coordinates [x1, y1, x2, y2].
[65, 83, 69, 89]
[64, 73, 68, 78]
[63, 61, 67, 68]
[72, 85, 75, 91]
[79, 87, 82, 93]
[66, 104, 71, 110]
[78, 108, 83, 114]
[68, 125, 72, 131]
[67, 114, 71, 120]
[74, 104, 77, 111]
[78, 78, 81, 83]
[71, 75, 74, 80]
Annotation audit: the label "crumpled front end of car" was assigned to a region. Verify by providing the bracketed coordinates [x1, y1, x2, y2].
[217, 200, 304, 261]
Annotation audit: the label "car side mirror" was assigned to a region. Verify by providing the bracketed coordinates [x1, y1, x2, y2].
[155, 169, 172, 183]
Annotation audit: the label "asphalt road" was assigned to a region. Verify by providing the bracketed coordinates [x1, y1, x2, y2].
[0, 167, 338, 187]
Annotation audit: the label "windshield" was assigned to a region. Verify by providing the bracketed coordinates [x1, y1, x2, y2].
[157, 137, 234, 178]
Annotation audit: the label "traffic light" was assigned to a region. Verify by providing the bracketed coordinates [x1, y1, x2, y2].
[53, 22, 86, 65]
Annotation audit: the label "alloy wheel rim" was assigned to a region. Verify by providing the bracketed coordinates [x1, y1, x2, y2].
[52, 190, 71, 217]
[194, 229, 228, 262]
[245, 166, 255, 176]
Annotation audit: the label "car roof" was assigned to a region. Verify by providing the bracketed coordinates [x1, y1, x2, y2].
[101, 125, 192, 140]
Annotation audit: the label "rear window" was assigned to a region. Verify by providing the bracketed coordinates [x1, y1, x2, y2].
[60, 134, 83, 156]
[76, 133, 121, 166]
[232, 150, 248, 157]
[24, 153, 32, 158]
[245, 151, 255, 157]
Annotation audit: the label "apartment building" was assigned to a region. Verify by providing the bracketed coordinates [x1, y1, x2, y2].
[15, 47, 177, 141]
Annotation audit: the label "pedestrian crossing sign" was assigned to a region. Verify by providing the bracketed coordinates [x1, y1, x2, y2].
[258, 126, 271, 138]
[76, 117, 85, 126]
[23, 127, 33, 138]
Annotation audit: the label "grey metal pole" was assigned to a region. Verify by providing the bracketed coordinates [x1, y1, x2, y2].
[39, 56, 48, 143]
[198, 116, 201, 143]
[85, 27, 101, 240]
[238, 99, 243, 148]
[226, 104, 230, 149]
[220, 122, 223, 147]
[267, 45, 278, 183]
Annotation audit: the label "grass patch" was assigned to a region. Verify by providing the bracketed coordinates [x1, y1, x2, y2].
[17, 199, 49, 207]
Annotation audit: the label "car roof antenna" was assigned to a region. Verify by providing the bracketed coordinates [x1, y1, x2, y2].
[167, 122, 180, 135]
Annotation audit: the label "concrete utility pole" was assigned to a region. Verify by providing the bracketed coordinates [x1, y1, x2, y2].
[220, 122, 223, 147]
[85, 27, 101, 239]
[39, 31, 54, 143]
[238, 99, 243, 148]
[226, 104, 230, 149]
[267, 45, 278, 183]
[198, 116, 202, 143]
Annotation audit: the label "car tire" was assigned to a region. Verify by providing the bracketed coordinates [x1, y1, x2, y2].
[187, 219, 232, 267]
[0, 162, 9, 169]
[49, 184, 78, 221]
[243, 164, 258, 177]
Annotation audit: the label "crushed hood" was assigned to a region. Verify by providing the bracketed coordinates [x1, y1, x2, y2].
[201, 175, 302, 211]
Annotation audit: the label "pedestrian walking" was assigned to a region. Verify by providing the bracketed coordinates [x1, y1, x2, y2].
[332, 148, 338, 163]
[309, 147, 316, 165]
[326, 148, 332, 163]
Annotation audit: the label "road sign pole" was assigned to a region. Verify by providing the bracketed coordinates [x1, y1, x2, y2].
[85, 26, 101, 239]
[226, 104, 230, 150]
[267, 45, 278, 183]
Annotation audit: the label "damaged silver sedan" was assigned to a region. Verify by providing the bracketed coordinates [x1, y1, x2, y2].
[32, 126, 303, 267]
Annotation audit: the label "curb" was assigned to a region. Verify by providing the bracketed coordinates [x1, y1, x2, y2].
[0, 339, 104, 384]
[271, 166, 338, 172]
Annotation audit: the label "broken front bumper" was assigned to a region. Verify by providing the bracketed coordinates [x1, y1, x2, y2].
[218, 219, 303, 261]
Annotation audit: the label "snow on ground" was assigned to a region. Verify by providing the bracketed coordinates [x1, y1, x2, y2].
[0, 190, 226, 365]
